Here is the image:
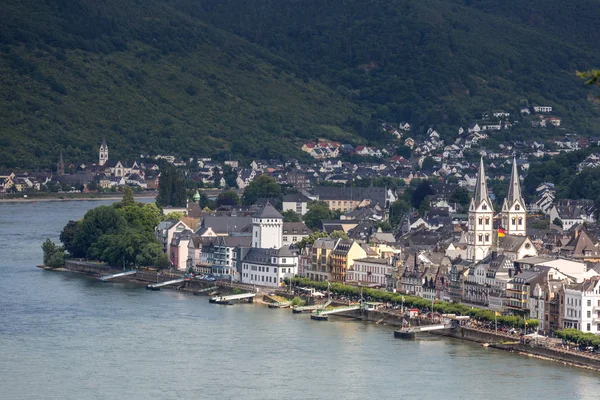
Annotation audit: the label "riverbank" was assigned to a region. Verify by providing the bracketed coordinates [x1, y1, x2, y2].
[0, 192, 156, 202]
[45, 261, 600, 373]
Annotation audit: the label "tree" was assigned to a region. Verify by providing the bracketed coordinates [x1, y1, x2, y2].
[42, 238, 58, 265]
[281, 209, 301, 222]
[74, 206, 126, 256]
[156, 165, 186, 207]
[330, 230, 349, 240]
[552, 217, 563, 228]
[242, 175, 281, 205]
[118, 203, 163, 233]
[411, 180, 434, 209]
[297, 231, 329, 249]
[303, 201, 334, 230]
[421, 156, 435, 172]
[121, 186, 135, 206]
[60, 220, 84, 257]
[389, 199, 410, 227]
[449, 187, 471, 209]
[164, 211, 184, 221]
[216, 191, 240, 206]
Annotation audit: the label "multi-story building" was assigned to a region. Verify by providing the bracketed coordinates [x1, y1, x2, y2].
[330, 240, 368, 282]
[282, 222, 311, 247]
[561, 277, 600, 334]
[347, 257, 392, 287]
[240, 247, 298, 288]
[305, 238, 339, 282]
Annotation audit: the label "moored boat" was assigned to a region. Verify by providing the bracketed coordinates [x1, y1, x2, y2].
[394, 328, 416, 339]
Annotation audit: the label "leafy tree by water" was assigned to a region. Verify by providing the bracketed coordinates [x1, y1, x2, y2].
[42, 238, 65, 268]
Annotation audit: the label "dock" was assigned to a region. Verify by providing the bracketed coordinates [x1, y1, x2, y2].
[394, 324, 451, 339]
[146, 278, 186, 290]
[99, 270, 137, 281]
[209, 292, 256, 304]
[292, 300, 332, 313]
[310, 304, 360, 321]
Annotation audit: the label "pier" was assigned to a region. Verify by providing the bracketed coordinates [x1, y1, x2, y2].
[310, 304, 361, 321]
[99, 270, 137, 281]
[209, 292, 256, 304]
[394, 324, 451, 339]
[146, 278, 186, 290]
[292, 300, 332, 313]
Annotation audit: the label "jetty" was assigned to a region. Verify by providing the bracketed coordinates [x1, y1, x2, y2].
[310, 304, 361, 321]
[394, 324, 450, 339]
[292, 299, 332, 314]
[99, 270, 137, 281]
[146, 278, 186, 291]
[209, 292, 256, 304]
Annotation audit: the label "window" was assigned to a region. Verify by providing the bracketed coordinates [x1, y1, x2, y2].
[512, 218, 516, 226]
[485, 218, 490, 225]
[478, 234, 483, 243]
[282, 258, 287, 264]
[485, 234, 490, 242]
[587, 323, 591, 332]
[518, 218, 523, 226]
[274, 268, 277, 273]
[255, 232, 258, 237]
[479, 218, 483, 225]
[588, 311, 592, 318]
[482, 204, 487, 210]
[588, 300, 592, 307]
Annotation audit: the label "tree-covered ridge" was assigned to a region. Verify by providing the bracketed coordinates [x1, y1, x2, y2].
[0, 0, 364, 168]
[185, 0, 600, 134]
[2, 0, 600, 168]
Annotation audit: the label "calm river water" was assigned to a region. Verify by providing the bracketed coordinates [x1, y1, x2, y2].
[1, 200, 599, 399]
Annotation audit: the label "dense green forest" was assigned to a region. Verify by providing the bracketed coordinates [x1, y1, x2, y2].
[1, 0, 599, 168]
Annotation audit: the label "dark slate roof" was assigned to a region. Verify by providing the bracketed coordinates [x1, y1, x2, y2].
[254, 202, 283, 219]
[282, 222, 312, 235]
[282, 193, 312, 203]
[242, 248, 279, 264]
[199, 216, 252, 234]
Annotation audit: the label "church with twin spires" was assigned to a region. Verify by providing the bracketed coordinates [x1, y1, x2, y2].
[467, 157, 529, 261]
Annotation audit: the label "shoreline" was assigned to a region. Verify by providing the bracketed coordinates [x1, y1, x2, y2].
[41, 262, 600, 373]
[0, 193, 156, 203]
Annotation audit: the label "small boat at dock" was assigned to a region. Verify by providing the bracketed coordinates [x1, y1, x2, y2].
[394, 328, 416, 339]
[310, 314, 329, 321]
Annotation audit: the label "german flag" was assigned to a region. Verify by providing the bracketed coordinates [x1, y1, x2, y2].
[498, 226, 506, 237]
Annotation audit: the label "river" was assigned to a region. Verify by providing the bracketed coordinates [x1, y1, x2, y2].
[1, 200, 599, 399]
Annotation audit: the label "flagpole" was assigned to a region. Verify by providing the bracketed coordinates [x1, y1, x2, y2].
[495, 312, 497, 334]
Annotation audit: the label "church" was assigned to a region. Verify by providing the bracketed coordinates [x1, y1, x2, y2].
[240, 202, 299, 287]
[467, 157, 536, 261]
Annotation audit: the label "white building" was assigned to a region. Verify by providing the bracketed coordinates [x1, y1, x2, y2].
[282, 222, 311, 247]
[240, 247, 298, 288]
[252, 202, 283, 249]
[563, 278, 600, 334]
[347, 257, 392, 287]
[534, 106, 553, 113]
[501, 157, 526, 236]
[282, 193, 311, 216]
[467, 158, 494, 261]
[99, 137, 108, 166]
[157, 219, 190, 253]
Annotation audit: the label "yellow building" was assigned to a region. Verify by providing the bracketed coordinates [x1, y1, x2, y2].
[330, 240, 368, 282]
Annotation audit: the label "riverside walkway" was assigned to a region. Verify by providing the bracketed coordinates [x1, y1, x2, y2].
[99, 270, 137, 281]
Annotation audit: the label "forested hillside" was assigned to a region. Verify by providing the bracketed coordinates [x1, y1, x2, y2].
[0, 0, 365, 167]
[1, 0, 599, 168]
[183, 0, 600, 134]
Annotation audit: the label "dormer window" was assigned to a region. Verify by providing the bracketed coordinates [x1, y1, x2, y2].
[515, 204, 520, 211]
[482, 204, 487, 210]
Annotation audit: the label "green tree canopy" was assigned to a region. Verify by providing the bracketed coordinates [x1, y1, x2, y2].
[242, 175, 281, 205]
[156, 165, 186, 207]
[281, 210, 301, 222]
[216, 191, 240, 206]
[303, 201, 335, 230]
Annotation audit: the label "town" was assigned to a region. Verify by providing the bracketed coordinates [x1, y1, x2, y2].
[10, 109, 600, 342]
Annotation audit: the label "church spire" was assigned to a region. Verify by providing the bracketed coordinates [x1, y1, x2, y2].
[507, 156, 522, 204]
[474, 157, 491, 208]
